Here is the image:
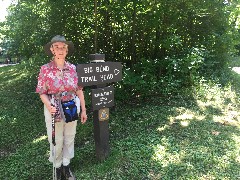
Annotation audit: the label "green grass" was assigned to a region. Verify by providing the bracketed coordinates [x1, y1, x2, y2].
[0, 56, 6, 63]
[0, 58, 240, 179]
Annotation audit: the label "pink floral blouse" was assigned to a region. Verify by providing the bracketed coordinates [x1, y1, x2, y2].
[36, 60, 82, 101]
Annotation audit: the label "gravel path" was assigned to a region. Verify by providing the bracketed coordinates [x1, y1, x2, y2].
[232, 67, 240, 74]
[0, 63, 17, 68]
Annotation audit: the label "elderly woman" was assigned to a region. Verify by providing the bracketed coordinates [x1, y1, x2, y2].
[36, 35, 87, 179]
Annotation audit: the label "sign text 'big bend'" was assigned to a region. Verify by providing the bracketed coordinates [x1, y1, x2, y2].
[77, 62, 122, 86]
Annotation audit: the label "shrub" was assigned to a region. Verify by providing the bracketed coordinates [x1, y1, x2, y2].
[115, 48, 205, 100]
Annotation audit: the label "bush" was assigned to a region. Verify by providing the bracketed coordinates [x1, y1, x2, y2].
[115, 48, 205, 100]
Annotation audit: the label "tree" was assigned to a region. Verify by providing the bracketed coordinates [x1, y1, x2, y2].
[1, 0, 239, 85]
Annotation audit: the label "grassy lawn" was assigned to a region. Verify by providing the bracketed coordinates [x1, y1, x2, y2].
[0, 58, 239, 179]
[0, 56, 6, 63]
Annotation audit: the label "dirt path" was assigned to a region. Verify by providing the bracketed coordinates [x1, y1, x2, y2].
[232, 67, 240, 74]
[0, 63, 17, 68]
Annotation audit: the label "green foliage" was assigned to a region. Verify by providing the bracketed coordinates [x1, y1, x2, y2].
[1, 0, 239, 67]
[0, 1, 239, 97]
[1, 1, 240, 178]
[115, 47, 205, 100]
[165, 47, 205, 86]
[115, 59, 160, 99]
[0, 59, 240, 179]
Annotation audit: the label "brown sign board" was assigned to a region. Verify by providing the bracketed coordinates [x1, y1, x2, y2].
[91, 86, 114, 111]
[77, 62, 122, 87]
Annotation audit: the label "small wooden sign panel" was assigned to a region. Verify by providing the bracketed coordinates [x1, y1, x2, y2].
[91, 86, 114, 111]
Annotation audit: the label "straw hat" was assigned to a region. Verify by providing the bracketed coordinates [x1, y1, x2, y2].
[44, 35, 74, 56]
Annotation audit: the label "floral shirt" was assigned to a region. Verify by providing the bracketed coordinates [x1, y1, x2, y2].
[36, 60, 82, 102]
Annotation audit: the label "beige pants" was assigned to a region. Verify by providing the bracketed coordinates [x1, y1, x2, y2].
[44, 105, 77, 168]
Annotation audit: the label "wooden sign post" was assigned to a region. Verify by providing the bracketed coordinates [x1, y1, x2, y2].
[77, 54, 122, 161]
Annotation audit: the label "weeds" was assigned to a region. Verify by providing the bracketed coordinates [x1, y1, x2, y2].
[0, 58, 239, 179]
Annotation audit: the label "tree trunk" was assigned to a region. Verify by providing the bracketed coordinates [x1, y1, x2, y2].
[131, 1, 137, 67]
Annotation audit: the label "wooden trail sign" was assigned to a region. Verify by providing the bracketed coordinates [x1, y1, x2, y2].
[77, 54, 122, 161]
[77, 62, 122, 87]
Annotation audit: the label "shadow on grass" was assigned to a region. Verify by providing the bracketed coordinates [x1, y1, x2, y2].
[0, 65, 51, 179]
[92, 61, 240, 179]
[81, 71, 240, 179]
[103, 102, 240, 179]
[1, 60, 240, 179]
[157, 119, 239, 179]
[0, 136, 52, 179]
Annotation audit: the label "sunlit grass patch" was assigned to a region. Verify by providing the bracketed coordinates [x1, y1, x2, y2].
[147, 76, 240, 179]
[151, 140, 183, 167]
[0, 59, 240, 179]
[32, 135, 48, 144]
[193, 78, 240, 127]
[168, 107, 205, 125]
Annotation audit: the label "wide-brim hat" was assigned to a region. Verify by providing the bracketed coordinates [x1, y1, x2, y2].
[44, 35, 74, 56]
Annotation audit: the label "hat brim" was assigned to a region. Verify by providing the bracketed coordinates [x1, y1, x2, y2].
[44, 40, 74, 56]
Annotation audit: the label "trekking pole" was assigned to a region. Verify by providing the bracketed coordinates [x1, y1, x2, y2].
[52, 110, 57, 180]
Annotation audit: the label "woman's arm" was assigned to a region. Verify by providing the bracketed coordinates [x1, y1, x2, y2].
[76, 89, 87, 124]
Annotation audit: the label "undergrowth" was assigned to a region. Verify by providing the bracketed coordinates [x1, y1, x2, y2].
[0, 57, 239, 179]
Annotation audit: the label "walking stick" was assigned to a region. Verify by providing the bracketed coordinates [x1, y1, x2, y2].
[52, 112, 57, 180]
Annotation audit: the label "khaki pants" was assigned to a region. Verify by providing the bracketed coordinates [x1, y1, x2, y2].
[44, 105, 77, 168]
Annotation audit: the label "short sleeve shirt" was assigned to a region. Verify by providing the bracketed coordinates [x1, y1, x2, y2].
[36, 60, 82, 96]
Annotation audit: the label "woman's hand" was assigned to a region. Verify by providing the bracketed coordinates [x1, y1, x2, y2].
[40, 94, 58, 116]
[47, 104, 57, 115]
[80, 110, 87, 124]
[76, 89, 87, 124]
